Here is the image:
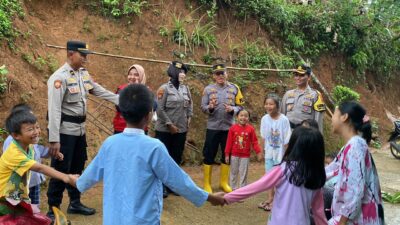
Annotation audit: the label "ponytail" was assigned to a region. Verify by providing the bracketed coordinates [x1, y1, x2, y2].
[338, 101, 372, 144]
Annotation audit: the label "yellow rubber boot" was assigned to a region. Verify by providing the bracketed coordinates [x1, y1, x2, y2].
[219, 163, 232, 193]
[203, 164, 213, 193]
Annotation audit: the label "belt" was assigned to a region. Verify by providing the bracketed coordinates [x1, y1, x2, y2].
[61, 113, 86, 124]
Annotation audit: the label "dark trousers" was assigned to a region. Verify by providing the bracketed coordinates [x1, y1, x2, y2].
[47, 134, 87, 207]
[155, 131, 187, 165]
[203, 129, 228, 165]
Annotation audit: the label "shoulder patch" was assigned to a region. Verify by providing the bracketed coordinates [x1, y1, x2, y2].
[157, 87, 165, 100]
[54, 80, 62, 89]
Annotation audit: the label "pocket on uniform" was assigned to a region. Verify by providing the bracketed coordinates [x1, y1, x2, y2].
[65, 93, 80, 103]
[165, 95, 178, 108]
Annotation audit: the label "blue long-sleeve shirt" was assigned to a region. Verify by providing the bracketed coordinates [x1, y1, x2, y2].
[77, 128, 208, 225]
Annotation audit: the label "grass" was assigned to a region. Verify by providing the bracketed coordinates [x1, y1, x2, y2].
[191, 18, 218, 53]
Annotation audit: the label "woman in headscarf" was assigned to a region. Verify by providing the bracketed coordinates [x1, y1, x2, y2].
[113, 64, 148, 134]
[155, 61, 193, 198]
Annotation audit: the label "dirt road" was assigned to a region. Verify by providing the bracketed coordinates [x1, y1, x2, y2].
[44, 147, 400, 225]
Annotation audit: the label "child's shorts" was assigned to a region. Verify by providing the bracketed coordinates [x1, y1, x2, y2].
[29, 185, 40, 205]
[265, 158, 280, 172]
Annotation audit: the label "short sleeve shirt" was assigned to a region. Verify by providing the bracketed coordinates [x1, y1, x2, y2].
[0, 141, 36, 203]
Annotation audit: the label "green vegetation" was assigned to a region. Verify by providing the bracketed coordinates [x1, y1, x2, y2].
[332, 85, 360, 106]
[191, 19, 218, 53]
[382, 191, 400, 204]
[199, 0, 400, 83]
[0, 65, 8, 95]
[22, 53, 59, 74]
[0, 0, 24, 43]
[100, 0, 147, 18]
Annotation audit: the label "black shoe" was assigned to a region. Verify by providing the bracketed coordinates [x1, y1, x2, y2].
[163, 186, 169, 198]
[67, 200, 96, 215]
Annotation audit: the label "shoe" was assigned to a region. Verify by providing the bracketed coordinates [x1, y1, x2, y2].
[163, 186, 169, 198]
[67, 200, 96, 215]
[203, 164, 213, 193]
[219, 163, 232, 193]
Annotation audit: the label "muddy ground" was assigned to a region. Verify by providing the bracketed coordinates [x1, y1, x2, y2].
[39, 145, 400, 225]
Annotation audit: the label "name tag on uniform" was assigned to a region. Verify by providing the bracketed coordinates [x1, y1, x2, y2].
[68, 86, 80, 94]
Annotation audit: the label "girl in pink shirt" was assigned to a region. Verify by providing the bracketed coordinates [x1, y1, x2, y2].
[224, 127, 328, 225]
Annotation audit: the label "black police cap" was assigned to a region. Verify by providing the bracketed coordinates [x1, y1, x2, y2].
[212, 64, 226, 73]
[66, 40, 93, 54]
[171, 61, 188, 73]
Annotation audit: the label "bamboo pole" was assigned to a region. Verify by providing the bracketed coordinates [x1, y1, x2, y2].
[46, 44, 295, 72]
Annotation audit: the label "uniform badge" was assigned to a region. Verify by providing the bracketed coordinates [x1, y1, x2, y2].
[288, 92, 295, 98]
[84, 83, 94, 91]
[67, 78, 77, 84]
[54, 80, 62, 89]
[302, 101, 312, 107]
[302, 106, 312, 114]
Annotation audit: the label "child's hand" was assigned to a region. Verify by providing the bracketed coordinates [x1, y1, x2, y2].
[66, 174, 80, 187]
[207, 192, 225, 206]
[256, 153, 263, 162]
[225, 156, 230, 164]
[56, 152, 64, 161]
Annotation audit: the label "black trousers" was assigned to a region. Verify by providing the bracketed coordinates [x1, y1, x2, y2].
[155, 131, 187, 165]
[47, 134, 87, 207]
[203, 129, 228, 165]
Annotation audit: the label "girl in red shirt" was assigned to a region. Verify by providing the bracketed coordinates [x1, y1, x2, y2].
[225, 109, 262, 190]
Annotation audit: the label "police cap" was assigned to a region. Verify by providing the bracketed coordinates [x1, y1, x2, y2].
[66, 40, 93, 54]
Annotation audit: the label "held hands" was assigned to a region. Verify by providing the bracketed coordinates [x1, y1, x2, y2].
[207, 192, 226, 206]
[65, 174, 80, 187]
[168, 124, 179, 134]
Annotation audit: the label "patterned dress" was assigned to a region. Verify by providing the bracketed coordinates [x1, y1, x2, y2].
[325, 136, 384, 225]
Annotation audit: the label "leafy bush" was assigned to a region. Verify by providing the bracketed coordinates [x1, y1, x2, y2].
[171, 15, 190, 52]
[0, 0, 24, 42]
[101, 0, 147, 18]
[191, 19, 218, 53]
[332, 85, 360, 106]
[197, 0, 400, 83]
[0, 65, 8, 95]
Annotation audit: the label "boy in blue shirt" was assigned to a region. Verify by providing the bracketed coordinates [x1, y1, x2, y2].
[73, 84, 224, 225]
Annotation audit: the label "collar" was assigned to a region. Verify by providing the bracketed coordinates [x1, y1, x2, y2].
[123, 128, 145, 135]
[295, 85, 312, 93]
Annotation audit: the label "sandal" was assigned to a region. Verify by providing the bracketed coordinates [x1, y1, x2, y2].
[258, 201, 269, 209]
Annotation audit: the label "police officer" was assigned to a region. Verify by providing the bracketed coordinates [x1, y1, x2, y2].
[47, 40, 119, 220]
[155, 61, 192, 197]
[201, 64, 244, 193]
[280, 64, 326, 132]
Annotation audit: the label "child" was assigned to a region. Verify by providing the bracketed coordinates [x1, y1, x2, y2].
[258, 94, 291, 211]
[325, 101, 384, 225]
[223, 126, 328, 225]
[0, 110, 77, 224]
[301, 119, 319, 130]
[225, 109, 262, 191]
[73, 84, 223, 225]
[2, 104, 63, 213]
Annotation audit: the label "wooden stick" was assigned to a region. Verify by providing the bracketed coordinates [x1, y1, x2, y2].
[46, 44, 295, 72]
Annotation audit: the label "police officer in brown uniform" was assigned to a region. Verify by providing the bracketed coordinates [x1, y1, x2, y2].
[46, 41, 119, 220]
[280, 65, 326, 132]
[155, 61, 192, 197]
[201, 64, 244, 193]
